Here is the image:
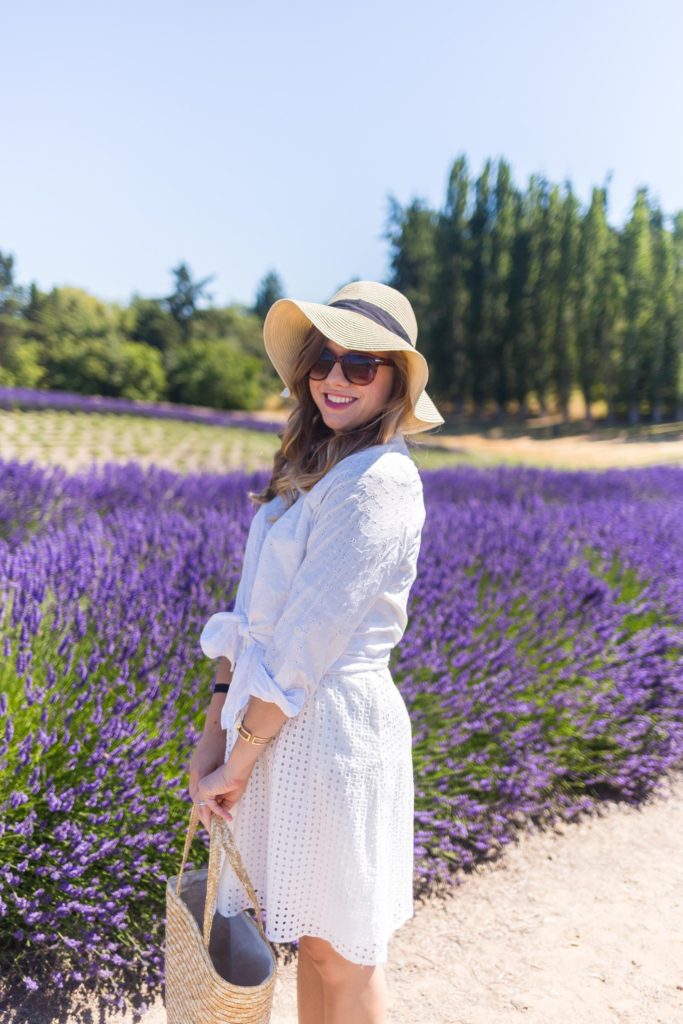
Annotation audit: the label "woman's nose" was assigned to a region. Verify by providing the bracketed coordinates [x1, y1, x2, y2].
[325, 359, 350, 386]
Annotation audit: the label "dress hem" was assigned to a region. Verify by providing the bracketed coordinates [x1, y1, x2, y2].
[216, 902, 415, 967]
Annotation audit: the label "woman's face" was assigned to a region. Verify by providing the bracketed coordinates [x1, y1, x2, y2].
[308, 337, 397, 434]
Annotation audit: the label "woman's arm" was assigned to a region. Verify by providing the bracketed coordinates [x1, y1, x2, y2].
[190, 658, 289, 829]
[201, 655, 232, 729]
[193, 698, 288, 830]
[188, 657, 232, 830]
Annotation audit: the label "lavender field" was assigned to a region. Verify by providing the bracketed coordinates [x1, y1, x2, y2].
[1, 454, 682, 1020]
[0, 386, 285, 432]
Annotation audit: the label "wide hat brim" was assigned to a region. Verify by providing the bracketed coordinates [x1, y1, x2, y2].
[263, 297, 444, 435]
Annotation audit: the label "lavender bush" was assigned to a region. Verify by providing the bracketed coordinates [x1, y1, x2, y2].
[400, 465, 683, 892]
[0, 458, 682, 1018]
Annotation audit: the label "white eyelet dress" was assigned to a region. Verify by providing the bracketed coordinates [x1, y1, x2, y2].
[199, 431, 426, 966]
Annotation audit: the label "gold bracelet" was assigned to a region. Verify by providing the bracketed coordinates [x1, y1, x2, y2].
[236, 717, 274, 746]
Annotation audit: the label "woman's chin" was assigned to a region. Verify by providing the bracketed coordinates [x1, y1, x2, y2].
[320, 409, 352, 429]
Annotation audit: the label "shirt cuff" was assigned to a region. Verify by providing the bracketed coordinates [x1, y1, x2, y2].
[248, 654, 307, 719]
[199, 610, 248, 663]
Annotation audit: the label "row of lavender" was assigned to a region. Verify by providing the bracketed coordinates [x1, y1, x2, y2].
[0, 385, 283, 433]
[1, 458, 682, 1018]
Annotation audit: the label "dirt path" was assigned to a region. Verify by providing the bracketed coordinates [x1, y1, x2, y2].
[418, 429, 683, 469]
[92, 771, 683, 1024]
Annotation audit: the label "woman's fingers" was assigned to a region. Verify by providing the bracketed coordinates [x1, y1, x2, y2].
[195, 768, 251, 829]
[205, 794, 233, 822]
[189, 779, 215, 827]
[198, 783, 235, 823]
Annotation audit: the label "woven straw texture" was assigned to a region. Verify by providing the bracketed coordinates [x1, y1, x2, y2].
[165, 805, 277, 1024]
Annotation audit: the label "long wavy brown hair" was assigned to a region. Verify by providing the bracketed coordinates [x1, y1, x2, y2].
[249, 325, 416, 511]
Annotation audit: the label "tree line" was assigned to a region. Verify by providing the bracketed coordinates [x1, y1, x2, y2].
[0, 261, 285, 410]
[387, 156, 683, 423]
[2, 154, 682, 423]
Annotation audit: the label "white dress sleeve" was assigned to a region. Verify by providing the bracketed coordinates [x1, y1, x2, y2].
[241, 459, 417, 719]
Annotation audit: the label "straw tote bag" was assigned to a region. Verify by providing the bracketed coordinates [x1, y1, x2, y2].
[165, 803, 277, 1024]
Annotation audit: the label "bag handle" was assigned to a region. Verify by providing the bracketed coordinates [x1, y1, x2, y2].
[175, 803, 269, 948]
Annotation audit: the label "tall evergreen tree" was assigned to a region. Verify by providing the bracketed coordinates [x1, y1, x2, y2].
[489, 160, 518, 418]
[432, 155, 471, 408]
[577, 188, 612, 420]
[385, 196, 439, 369]
[621, 189, 655, 424]
[252, 270, 284, 320]
[466, 160, 495, 417]
[0, 251, 28, 378]
[649, 207, 678, 422]
[672, 212, 683, 420]
[506, 192, 532, 418]
[0, 251, 26, 316]
[519, 177, 562, 414]
[595, 210, 624, 425]
[550, 184, 580, 421]
[162, 262, 215, 342]
[384, 157, 683, 425]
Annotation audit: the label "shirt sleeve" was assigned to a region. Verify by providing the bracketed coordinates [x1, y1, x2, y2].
[241, 459, 417, 719]
[199, 503, 267, 666]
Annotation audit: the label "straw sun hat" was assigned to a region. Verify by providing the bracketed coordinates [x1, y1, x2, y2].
[263, 280, 444, 435]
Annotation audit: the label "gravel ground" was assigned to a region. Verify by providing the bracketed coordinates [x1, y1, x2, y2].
[16, 770, 680, 1024]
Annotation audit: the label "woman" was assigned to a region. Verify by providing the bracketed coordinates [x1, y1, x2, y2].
[188, 280, 444, 1024]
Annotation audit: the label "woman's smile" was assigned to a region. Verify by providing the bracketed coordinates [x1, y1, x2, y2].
[323, 392, 358, 409]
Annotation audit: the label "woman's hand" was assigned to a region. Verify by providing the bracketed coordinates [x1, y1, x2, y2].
[197, 762, 253, 827]
[188, 730, 227, 833]
[189, 694, 280, 832]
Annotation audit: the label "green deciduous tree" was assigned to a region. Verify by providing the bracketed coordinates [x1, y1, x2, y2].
[0, 342, 44, 388]
[24, 286, 126, 395]
[129, 296, 183, 355]
[118, 342, 167, 401]
[191, 305, 265, 359]
[167, 339, 264, 410]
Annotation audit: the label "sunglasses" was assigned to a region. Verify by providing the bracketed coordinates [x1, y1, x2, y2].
[308, 347, 395, 386]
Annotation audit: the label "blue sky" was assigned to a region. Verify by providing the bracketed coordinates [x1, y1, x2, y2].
[3, 0, 682, 309]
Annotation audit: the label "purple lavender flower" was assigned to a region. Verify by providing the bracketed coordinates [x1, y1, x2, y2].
[2, 455, 683, 1016]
